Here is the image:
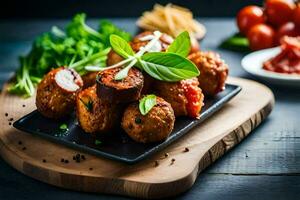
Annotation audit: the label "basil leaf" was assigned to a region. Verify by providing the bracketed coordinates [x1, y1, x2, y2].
[109, 34, 135, 58]
[167, 31, 191, 57]
[139, 94, 157, 115]
[140, 52, 199, 82]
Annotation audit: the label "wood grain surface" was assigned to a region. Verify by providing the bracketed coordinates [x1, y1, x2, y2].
[0, 77, 274, 199]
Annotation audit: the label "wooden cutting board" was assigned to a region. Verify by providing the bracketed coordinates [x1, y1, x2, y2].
[0, 77, 274, 199]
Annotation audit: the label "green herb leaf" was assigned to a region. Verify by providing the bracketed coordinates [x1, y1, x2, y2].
[139, 52, 199, 82]
[79, 98, 93, 112]
[59, 123, 68, 131]
[110, 34, 135, 59]
[139, 94, 157, 115]
[167, 31, 191, 57]
[220, 33, 250, 52]
[95, 140, 102, 145]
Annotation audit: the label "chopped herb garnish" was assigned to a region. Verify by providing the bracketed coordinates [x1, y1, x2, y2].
[139, 94, 157, 115]
[80, 98, 93, 112]
[135, 117, 142, 124]
[59, 123, 68, 131]
[95, 140, 102, 145]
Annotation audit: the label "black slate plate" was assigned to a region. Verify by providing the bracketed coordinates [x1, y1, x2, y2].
[13, 84, 241, 164]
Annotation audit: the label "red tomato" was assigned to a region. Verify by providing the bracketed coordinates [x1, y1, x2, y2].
[293, 5, 300, 28]
[247, 24, 275, 50]
[275, 22, 298, 45]
[265, 0, 295, 27]
[236, 5, 265, 35]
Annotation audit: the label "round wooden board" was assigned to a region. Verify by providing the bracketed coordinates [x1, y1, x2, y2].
[0, 77, 274, 199]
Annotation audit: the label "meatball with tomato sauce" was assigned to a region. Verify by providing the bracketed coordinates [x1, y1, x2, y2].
[36, 67, 83, 119]
[121, 97, 175, 143]
[76, 85, 121, 134]
[154, 78, 204, 118]
[188, 51, 228, 96]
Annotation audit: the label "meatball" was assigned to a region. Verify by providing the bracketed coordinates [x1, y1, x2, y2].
[106, 49, 124, 66]
[76, 85, 120, 134]
[96, 67, 144, 104]
[121, 97, 175, 143]
[36, 67, 83, 119]
[188, 51, 228, 96]
[81, 71, 98, 88]
[130, 31, 173, 52]
[154, 78, 204, 118]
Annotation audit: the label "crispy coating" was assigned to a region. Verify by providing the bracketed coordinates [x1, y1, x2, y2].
[36, 67, 83, 119]
[121, 97, 175, 143]
[188, 51, 228, 96]
[76, 85, 121, 134]
[81, 71, 98, 88]
[154, 78, 204, 118]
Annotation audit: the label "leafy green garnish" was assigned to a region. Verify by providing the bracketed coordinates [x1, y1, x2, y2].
[108, 31, 199, 82]
[139, 95, 157, 115]
[140, 52, 199, 82]
[167, 31, 191, 57]
[220, 33, 250, 52]
[59, 123, 68, 131]
[110, 34, 135, 58]
[79, 98, 93, 112]
[95, 140, 102, 145]
[8, 13, 131, 97]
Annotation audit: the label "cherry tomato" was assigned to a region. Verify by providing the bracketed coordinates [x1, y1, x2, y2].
[247, 24, 275, 50]
[236, 5, 265, 35]
[293, 5, 300, 28]
[275, 22, 298, 45]
[265, 0, 295, 27]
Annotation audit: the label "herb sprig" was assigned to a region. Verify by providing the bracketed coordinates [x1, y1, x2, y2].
[86, 31, 200, 82]
[139, 95, 157, 115]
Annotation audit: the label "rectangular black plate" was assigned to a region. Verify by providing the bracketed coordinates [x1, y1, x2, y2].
[13, 84, 241, 164]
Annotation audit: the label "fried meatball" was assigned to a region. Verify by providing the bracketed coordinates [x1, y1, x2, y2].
[130, 31, 173, 52]
[188, 51, 228, 96]
[81, 71, 98, 88]
[106, 49, 124, 66]
[76, 85, 120, 134]
[154, 78, 204, 118]
[96, 67, 144, 104]
[121, 97, 175, 143]
[36, 67, 83, 119]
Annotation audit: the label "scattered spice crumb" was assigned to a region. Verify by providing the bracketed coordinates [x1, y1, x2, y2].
[89, 167, 93, 171]
[81, 155, 86, 160]
[170, 158, 175, 165]
[22, 147, 26, 150]
[9, 118, 13, 121]
[64, 160, 69, 164]
[22, 104, 26, 107]
[154, 160, 159, 167]
[9, 122, 12, 126]
[5, 113, 8, 117]
[42, 159, 46, 163]
[164, 153, 169, 158]
[184, 147, 189, 152]
[61, 158, 65, 162]
[18, 141, 22, 145]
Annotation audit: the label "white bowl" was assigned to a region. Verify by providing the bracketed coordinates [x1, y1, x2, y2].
[241, 47, 300, 87]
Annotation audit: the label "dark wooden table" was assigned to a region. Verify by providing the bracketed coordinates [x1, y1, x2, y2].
[0, 18, 299, 200]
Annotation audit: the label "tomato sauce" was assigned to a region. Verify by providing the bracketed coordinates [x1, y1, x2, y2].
[182, 79, 203, 119]
[263, 36, 300, 75]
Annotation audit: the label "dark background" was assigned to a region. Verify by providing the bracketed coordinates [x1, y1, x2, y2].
[1, 0, 262, 19]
